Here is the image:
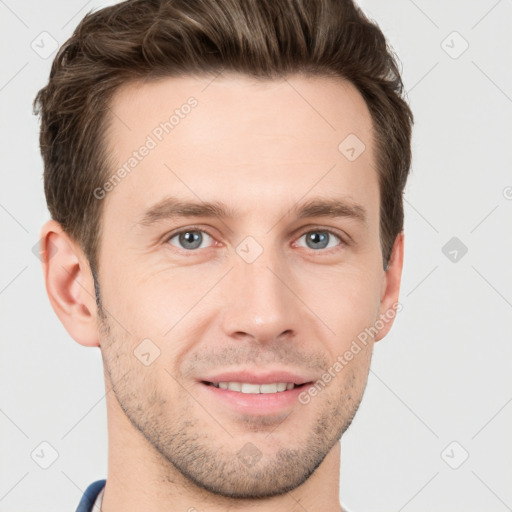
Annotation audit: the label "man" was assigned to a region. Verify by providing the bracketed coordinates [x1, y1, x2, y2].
[34, 0, 412, 510]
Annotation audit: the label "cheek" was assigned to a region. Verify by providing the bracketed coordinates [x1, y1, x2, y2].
[100, 266, 222, 359]
[100, 233, 383, 348]
[298, 265, 382, 334]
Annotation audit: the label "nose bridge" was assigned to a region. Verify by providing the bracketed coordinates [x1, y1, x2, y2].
[221, 243, 300, 342]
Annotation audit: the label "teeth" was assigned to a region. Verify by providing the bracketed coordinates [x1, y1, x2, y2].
[227, 382, 241, 392]
[259, 383, 278, 393]
[241, 383, 260, 394]
[211, 382, 296, 393]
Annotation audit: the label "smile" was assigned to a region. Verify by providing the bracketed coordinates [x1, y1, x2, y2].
[205, 382, 298, 393]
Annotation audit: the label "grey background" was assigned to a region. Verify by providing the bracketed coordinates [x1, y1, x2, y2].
[1, 1, 511, 511]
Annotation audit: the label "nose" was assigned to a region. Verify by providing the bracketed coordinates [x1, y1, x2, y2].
[219, 250, 304, 344]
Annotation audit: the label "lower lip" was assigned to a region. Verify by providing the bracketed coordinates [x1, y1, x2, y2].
[197, 382, 309, 415]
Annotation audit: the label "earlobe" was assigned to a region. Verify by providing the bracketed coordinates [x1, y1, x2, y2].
[374, 231, 405, 342]
[40, 220, 100, 347]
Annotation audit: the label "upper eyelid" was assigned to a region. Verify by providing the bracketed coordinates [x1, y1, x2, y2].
[165, 225, 216, 243]
[294, 228, 344, 243]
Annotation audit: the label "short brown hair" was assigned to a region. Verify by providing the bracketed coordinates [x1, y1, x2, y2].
[34, 0, 413, 274]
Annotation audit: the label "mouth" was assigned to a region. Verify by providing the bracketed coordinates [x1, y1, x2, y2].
[196, 373, 314, 415]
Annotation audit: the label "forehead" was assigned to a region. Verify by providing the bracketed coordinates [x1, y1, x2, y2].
[103, 73, 378, 225]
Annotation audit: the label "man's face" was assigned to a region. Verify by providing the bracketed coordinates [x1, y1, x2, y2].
[97, 74, 390, 497]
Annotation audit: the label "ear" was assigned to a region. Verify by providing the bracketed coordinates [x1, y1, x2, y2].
[374, 231, 404, 342]
[39, 219, 100, 347]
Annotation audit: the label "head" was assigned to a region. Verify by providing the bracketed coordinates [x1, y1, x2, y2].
[36, 0, 412, 500]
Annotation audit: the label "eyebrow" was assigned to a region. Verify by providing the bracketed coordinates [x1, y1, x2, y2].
[137, 195, 368, 227]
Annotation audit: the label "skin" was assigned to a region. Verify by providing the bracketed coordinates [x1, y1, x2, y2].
[41, 73, 404, 512]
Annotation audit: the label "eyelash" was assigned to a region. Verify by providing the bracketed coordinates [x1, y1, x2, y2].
[164, 225, 347, 254]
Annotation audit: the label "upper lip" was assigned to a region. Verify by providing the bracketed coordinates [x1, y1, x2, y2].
[199, 370, 314, 386]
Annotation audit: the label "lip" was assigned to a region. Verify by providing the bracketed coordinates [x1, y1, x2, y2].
[196, 370, 315, 416]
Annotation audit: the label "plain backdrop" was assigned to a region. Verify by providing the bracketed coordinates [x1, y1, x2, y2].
[1, 1, 511, 511]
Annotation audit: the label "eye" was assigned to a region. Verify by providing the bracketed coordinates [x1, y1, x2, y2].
[295, 229, 344, 251]
[167, 229, 215, 251]
[165, 227, 345, 253]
